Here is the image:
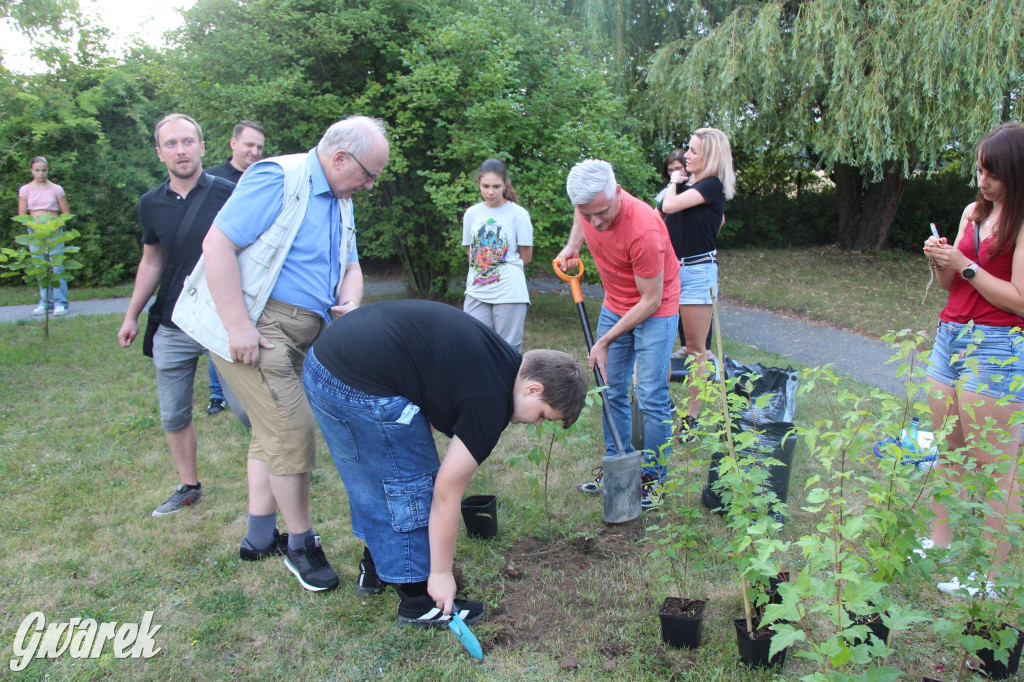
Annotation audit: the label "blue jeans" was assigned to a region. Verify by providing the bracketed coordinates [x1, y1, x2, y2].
[28, 240, 68, 308]
[597, 307, 677, 481]
[208, 361, 224, 401]
[303, 348, 437, 584]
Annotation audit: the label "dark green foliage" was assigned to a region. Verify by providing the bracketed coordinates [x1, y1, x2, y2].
[0, 56, 172, 286]
[170, 0, 648, 297]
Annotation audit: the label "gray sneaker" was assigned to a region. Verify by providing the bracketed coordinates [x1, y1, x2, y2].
[152, 484, 202, 516]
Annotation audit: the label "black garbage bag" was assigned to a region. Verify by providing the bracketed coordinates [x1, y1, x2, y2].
[701, 358, 798, 524]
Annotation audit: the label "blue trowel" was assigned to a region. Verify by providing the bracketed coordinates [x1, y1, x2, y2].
[447, 611, 483, 661]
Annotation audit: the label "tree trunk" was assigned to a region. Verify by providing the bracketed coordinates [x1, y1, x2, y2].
[833, 162, 907, 251]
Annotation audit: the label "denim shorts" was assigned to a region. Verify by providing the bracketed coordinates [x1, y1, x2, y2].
[303, 348, 437, 584]
[678, 259, 718, 305]
[926, 321, 1024, 402]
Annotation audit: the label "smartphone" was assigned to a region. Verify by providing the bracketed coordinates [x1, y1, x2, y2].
[930, 223, 941, 240]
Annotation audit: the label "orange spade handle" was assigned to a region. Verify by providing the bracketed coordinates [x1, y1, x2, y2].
[552, 258, 585, 304]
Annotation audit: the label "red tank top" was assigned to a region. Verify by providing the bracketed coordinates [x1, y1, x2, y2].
[940, 221, 1023, 327]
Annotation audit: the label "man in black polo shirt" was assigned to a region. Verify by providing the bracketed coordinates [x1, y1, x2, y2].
[303, 300, 589, 626]
[202, 120, 265, 416]
[206, 120, 266, 184]
[117, 114, 243, 518]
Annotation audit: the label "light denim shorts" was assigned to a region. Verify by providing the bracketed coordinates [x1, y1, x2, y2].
[926, 321, 1024, 402]
[678, 259, 718, 305]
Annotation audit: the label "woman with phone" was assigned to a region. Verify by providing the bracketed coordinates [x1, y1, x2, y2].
[461, 158, 534, 353]
[921, 121, 1024, 599]
[659, 129, 735, 433]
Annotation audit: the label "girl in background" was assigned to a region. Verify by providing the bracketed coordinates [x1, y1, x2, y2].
[462, 158, 534, 353]
[18, 156, 71, 316]
[922, 122, 1024, 599]
[659, 129, 736, 431]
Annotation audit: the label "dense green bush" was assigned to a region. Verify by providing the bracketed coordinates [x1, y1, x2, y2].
[0, 57, 170, 286]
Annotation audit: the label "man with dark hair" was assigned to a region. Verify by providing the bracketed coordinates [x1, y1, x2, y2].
[203, 120, 266, 416]
[117, 113, 241, 516]
[207, 121, 266, 184]
[303, 299, 588, 626]
[174, 115, 389, 592]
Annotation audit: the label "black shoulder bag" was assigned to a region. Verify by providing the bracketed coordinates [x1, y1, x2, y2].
[142, 176, 214, 357]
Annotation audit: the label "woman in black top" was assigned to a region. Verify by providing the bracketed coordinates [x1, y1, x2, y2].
[659, 128, 736, 430]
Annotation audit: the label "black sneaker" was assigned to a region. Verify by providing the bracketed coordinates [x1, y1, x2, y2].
[396, 593, 485, 628]
[355, 558, 386, 596]
[207, 398, 227, 415]
[239, 528, 289, 562]
[678, 415, 698, 443]
[641, 473, 663, 511]
[284, 535, 339, 592]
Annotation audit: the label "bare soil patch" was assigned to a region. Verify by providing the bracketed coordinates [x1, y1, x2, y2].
[480, 521, 650, 655]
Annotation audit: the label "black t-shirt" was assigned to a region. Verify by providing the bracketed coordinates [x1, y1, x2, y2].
[313, 299, 522, 464]
[138, 172, 235, 326]
[206, 159, 243, 184]
[660, 176, 726, 259]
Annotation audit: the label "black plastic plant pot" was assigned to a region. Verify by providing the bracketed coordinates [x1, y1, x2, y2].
[975, 624, 1024, 680]
[847, 608, 890, 647]
[768, 571, 790, 606]
[658, 597, 706, 649]
[734, 619, 787, 669]
[461, 495, 497, 539]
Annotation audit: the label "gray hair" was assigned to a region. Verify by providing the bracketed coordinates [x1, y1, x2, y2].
[318, 116, 389, 158]
[154, 114, 203, 144]
[566, 159, 616, 205]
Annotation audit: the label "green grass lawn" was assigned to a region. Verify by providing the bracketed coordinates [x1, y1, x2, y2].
[718, 246, 946, 339]
[1, 291, 1004, 681]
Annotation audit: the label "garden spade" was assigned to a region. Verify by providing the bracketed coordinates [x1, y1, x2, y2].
[553, 259, 642, 524]
[447, 612, 483, 661]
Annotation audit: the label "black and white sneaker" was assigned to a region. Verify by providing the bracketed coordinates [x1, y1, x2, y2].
[284, 535, 339, 592]
[239, 528, 289, 562]
[355, 558, 386, 596]
[576, 466, 604, 494]
[641, 473, 664, 511]
[396, 593, 485, 628]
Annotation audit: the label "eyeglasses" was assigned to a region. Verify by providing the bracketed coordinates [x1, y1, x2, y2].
[348, 151, 379, 182]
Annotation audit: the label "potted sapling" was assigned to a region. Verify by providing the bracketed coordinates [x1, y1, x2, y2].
[648, 426, 709, 649]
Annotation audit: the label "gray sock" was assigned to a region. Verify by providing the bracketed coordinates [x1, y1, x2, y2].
[288, 528, 315, 552]
[242, 512, 277, 551]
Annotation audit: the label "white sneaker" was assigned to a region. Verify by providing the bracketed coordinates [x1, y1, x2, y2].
[911, 537, 951, 563]
[936, 572, 1000, 599]
[53, 305, 67, 317]
[32, 305, 47, 316]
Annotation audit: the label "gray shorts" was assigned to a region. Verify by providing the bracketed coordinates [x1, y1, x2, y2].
[152, 324, 208, 432]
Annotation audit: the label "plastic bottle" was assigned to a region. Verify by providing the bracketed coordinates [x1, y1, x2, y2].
[901, 417, 920, 456]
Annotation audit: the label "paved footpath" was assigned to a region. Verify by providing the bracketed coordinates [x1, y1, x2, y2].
[0, 277, 904, 395]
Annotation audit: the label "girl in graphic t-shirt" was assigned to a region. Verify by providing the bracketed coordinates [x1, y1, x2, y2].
[462, 158, 534, 353]
[659, 129, 736, 431]
[921, 122, 1024, 600]
[17, 156, 71, 316]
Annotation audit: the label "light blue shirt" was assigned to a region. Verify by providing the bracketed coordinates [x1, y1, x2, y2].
[213, 148, 358, 320]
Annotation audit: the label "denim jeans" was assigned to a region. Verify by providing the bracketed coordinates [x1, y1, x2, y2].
[303, 348, 437, 584]
[28, 240, 68, 308]
[596, 306, 677, 481]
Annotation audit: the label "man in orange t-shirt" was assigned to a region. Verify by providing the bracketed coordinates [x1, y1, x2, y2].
[555, 159, 680, 510]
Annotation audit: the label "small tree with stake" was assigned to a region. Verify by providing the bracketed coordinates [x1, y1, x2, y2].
[1, 214, 80, 339]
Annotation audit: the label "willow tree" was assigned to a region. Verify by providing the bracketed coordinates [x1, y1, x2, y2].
[648, 0, 1024, 250]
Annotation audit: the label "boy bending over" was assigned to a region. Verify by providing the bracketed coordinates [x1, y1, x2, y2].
[303, 299, 588, 626]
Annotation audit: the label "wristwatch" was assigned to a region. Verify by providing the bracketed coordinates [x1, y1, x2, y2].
[962, 262, 979, 280]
